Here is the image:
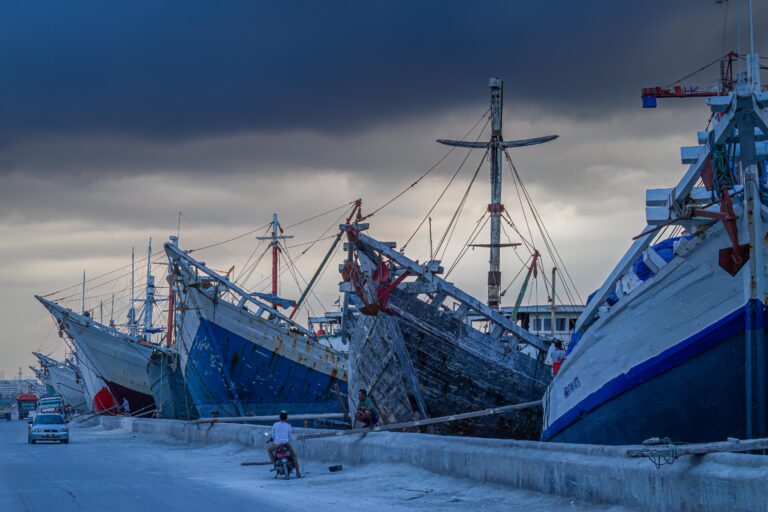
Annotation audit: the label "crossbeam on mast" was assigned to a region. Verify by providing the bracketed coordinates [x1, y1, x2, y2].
[256, 212, 293, 301]
[437, 78, 557, 309]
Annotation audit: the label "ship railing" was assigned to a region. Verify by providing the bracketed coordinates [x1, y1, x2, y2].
[165, 242, 315, 338]
[342, 226, 549, 353]
[35, 295, 161, 348]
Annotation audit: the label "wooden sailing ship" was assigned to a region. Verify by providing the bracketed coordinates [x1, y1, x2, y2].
[340, 78, 566, 439]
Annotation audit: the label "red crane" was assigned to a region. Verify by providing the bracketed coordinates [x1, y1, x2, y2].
[642, 51, 737, 108]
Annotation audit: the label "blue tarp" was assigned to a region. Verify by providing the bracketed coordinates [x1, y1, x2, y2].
[570, 236, 691, 355]
[251, 292, 295, 309]
[632, 236, 691, 281]
[586, 289, 618, 306]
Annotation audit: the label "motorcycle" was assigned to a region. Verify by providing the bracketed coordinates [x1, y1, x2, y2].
[264, 432, 295, 480]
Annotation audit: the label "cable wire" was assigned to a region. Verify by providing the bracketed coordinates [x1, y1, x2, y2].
[363, 109, 490, 219]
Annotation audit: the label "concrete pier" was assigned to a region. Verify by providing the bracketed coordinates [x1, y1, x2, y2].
[98, 416, 768, 512]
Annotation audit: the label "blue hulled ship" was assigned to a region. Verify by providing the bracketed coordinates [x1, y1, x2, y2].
[165, 232, 348, 419]
[543, 51, 768, 444]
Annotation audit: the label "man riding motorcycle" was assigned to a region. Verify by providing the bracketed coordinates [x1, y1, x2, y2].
[268, 411, 302, 478]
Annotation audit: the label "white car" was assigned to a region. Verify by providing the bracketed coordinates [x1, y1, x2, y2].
[28, 414, 69, 444]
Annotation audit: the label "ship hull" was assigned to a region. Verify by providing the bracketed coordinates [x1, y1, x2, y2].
[177, 287, 348, 418]
[46, 364, 88, 410]
[546, 302, 764, 444]
[37, 371, 56, 396]
[68, 325, 155, 415]
[544, 221, 768, 444]
[37, 297, 155, 416]
[349, 289, 551, 439]
[147, 350, 199, 420]
[73, 353, 116, 413]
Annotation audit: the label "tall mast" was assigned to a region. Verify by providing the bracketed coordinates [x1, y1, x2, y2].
[166, 236, 179, 346]
[271, 215, 278, 296]
[749, 0, 755, 58]
[550, 267, 557, 338]
[109, 294, 115, 328]
[256, 213, 293, 300]
[81, 270, 86, 315]
[740, 0, 765, 439]
[438, 78, 557, 308]
[128, 247, 137, 337]
[143, 238, 155, 338]
[488, 78, 504, 308]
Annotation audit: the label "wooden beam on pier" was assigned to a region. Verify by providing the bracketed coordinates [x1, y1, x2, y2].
[194, 413, 346, 425]
[626, 437, 768, 458]
[298, 400, 542, 440]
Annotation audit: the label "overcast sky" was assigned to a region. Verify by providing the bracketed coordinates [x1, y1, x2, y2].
[2, 0, 767, 379]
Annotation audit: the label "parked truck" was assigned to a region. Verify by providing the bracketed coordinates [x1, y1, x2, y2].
[0, 398, 13, 421]
[16, 393, 39, 419]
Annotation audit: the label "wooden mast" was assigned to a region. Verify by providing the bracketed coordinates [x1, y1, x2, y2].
[438, 78, 557, 308]
[256, 213, 293, 306]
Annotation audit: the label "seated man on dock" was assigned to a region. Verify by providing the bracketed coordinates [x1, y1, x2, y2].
[268, 411, 302, 478]
[355, 389, 379, 428]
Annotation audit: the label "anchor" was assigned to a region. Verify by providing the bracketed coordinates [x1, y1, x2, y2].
[692, 188, 750, 276]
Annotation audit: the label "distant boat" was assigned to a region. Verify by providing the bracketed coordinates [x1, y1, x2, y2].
[165, 226, 349, 419]
[29, 362, 56, 396]
[32, 352, 87, 410]
[543, 49, 768, 444]
[36, 296, 156, 416]
[36, 241, 172, 416]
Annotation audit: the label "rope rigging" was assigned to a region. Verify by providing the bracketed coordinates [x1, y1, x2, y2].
[395, 111, 581, 312]
[445, 213, 489, 278]
[500, 253, 533, 298]
[503, 148, 583, 305]
[402, 118, 491, 251]
[433, 150, 489, 260]
[44, 200, 357, 306]
[662, 53, 731, 90]
[246, 205, 354, 295]
[281, 244, 327, 318]
[233, 225, 271, 284]
[236, 244, 272, 288]
[362, 109, 490, 221]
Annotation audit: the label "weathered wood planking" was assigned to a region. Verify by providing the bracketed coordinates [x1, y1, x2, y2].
[348, 288, 551, 439]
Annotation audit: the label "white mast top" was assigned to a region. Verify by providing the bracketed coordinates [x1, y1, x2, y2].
[743, 0, 760, 91]
[143, 238, 155, 338]
[128, 247, 137, 337]
[81, 270, 86, 315]
[749, 0, 755, 57]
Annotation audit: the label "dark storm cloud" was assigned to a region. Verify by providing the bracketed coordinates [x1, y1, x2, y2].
[5, 0, 768, 378]
[0, 0, 759, 145]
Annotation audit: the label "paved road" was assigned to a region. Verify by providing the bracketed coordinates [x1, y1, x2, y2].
[0, 420, 628, 512]
[0, 420, 287, 512]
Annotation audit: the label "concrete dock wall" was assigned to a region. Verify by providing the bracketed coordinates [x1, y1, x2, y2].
[97, 416, 768, 512]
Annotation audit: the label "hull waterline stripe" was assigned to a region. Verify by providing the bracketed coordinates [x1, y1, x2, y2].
[542, 299, 763, 441]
